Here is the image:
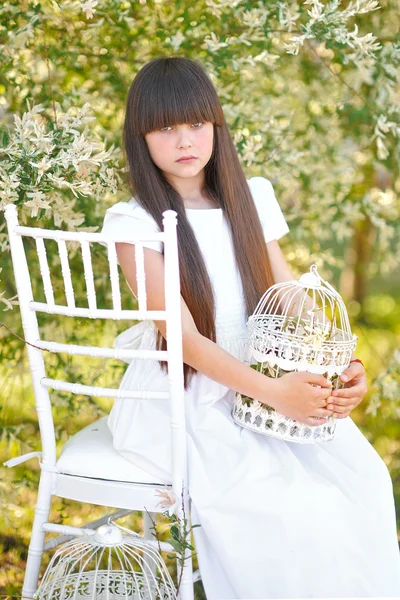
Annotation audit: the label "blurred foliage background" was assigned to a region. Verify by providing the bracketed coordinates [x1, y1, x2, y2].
[1, 0, 400, 597]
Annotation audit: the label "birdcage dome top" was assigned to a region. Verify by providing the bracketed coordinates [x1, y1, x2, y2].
[34, 522, 177, 600]
[247, 264, 357, 374]
[91, 523, 124, 546]
[298, 267, 321, 288]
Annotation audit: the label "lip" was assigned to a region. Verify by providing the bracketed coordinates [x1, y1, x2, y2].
[176, 156, 197, 163]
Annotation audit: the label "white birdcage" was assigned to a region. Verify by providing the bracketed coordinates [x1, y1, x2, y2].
[34, 522, 177, 600]
[233, 264, 357, 443]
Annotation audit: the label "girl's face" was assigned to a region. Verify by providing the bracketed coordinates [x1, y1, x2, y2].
[145, 121, 214, 182]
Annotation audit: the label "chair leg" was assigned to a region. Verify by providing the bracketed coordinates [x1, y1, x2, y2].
[177, 495, 195, 600]
[22, 471, 53, 599]
[177, 548, 194, 600]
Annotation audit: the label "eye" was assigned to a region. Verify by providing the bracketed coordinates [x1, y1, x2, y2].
[160, 126, 173, 132]
[192, 122, 204, 128]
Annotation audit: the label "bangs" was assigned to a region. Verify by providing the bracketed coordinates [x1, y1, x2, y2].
[130, 58, 224, 136]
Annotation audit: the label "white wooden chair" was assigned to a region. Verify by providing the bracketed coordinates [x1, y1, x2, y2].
[3, 203, 196, 600]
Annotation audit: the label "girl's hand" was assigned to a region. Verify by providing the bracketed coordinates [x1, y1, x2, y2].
[267, 371, 333, 427]
[326, 362, 367, 419]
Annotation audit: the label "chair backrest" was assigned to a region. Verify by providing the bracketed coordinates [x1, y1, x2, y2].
[4, 203, 187, 502]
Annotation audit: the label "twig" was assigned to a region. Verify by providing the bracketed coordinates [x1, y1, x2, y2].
[144, 507, 163, 558]
[143, 507, 164, 592]
[176, 488, 187, 594]
[304, 39, 375, 112]
[0, 321, 48, 352]
[43, 17, 58, 127]
[152, 485, 200, 596]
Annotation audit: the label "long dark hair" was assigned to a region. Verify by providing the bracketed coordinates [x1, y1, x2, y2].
[123, 57, 275, 388]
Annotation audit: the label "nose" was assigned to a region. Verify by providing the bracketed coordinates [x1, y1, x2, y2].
[177, 126, 193, 149]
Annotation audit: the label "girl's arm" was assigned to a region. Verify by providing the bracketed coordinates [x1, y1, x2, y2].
[115, 242, 333, 426]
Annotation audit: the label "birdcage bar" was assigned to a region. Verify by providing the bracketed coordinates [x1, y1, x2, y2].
[125, 541, 175, 591]
[292, 289, 309, 333]
[254, 290, 352, 347]
[115, 544, 155, 593]
[281, 285, 300, 318]
[310, 288, 317, 330]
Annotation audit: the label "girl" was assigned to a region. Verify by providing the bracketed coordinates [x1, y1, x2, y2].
[101, 57, 400, 599]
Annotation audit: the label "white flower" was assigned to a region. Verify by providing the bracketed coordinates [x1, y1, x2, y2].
[346, 24, 381, 58]
[29, 158, 53, 183]
[0, 168, 21, 206]
[12, 24, 35, 49]
[284, 33, 309, 56]
[242, 136, 263, 166]
[302, 322, 331, 349]
[170, 31, 185, 51]
[205, 0, 241, 19]
[204, 32, 228, 53]
[25, 191, 52, 217]
[80, 0, 98, 19]
[278, 3, 301, 31]
[46, 174, 93, 198]
[240, 8, 267, 29]
[0, 289, 18, 310]
[304, 0, 324, 24]
[155, 487, 177, 516]
[51, 193, 85, 228]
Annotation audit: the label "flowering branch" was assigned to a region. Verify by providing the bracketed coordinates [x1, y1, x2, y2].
[0, 101, 122, 228]
[152, 486, 200, 596]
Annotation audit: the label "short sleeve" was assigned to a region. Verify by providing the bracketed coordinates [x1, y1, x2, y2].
[248, 177, 290, 243]
[100, 199, 163, 254]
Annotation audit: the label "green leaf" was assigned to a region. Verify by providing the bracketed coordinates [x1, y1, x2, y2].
[168, 538, 183, 553]
[170, 525, 180, 540]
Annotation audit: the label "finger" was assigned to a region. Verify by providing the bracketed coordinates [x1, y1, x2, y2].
[330, 403, 354, 414]
[311, 408, 334, 418]
[315, 388, 332, 403]
[302, 417, 330, 426]
[334, 411, 351, 419]
[306, 374, 332, 388]
[326, 395, 360, 408]
[331, 386, 364, 399]
[340, 363, 364, 384]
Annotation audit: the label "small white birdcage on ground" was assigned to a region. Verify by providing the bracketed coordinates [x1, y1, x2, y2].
[34, 522, 177, 600]
[233, 264, 357, 443]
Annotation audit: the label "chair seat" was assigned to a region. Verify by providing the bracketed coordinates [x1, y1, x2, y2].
[57, 416, 165, 485]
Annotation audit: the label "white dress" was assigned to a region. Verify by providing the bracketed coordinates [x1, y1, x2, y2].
[101, 177, 400, 599]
